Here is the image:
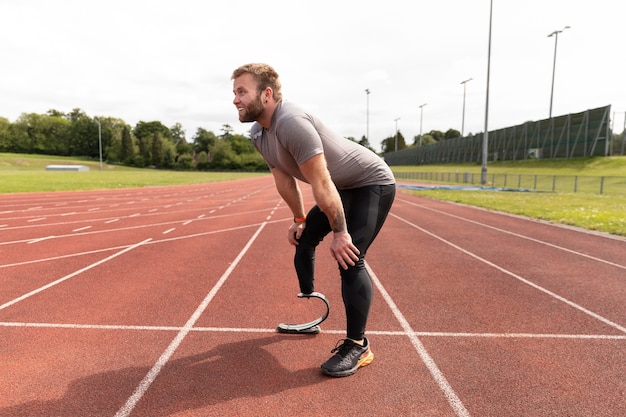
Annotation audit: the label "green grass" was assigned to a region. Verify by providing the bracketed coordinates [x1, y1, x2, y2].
[391, 156, 626, 176]
[402, 189, 626, 237]
[0, 153, 267, 193]
[392, 156, 626, 237]
[2, 153, 625, 237]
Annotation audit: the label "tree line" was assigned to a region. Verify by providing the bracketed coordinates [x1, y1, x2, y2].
[0, 107, 466, 169]
[380, 128, 462, 154]
[0, 108, 267, 171]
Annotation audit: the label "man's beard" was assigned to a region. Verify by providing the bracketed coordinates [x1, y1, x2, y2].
[239, 96, 264, 123]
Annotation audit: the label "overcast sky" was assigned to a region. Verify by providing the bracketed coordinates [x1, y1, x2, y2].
[1, 0, 624, 152]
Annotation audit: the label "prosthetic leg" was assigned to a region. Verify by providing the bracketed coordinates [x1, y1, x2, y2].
[276, 292, 330, 334]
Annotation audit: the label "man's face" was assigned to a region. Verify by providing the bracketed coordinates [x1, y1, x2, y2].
[233, 73, 264, 123]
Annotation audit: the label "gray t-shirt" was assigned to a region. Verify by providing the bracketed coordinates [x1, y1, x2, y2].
[250, 101, 395, 189]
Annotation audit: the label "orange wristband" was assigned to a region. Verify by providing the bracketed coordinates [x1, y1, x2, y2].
[294, 216, 307, 223]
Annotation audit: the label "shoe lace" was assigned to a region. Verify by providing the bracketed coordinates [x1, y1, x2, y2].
[330, 339, 355, 355]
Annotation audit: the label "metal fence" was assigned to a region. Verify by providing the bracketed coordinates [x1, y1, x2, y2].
[384, 106, 620, 166]
[393, 171, 626, 195]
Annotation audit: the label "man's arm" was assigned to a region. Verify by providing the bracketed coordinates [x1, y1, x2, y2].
[270, 167, 306, 219]
[270, 167, 308, 246]
[298, 154, 344, 232]
[298, 153, 359, 269]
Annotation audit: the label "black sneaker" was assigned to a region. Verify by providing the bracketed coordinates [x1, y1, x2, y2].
[320, 338, 374, 377]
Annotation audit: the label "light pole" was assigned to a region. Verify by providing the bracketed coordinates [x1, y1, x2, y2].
[365, 89, 370, 143]
[418, 103, 427, 146]
[481, 0, 493, 185]
[548, 26, 570, 119]
[460, 78, 472, 137]
[94, 117, 103, 170]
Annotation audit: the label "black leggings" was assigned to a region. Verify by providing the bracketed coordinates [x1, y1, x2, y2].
[294, 184, 396, 340]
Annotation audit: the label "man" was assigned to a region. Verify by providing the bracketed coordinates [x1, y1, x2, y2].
[231, 63, 396, 377]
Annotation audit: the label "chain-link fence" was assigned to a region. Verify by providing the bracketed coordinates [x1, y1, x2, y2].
[393, 171, 626, 195]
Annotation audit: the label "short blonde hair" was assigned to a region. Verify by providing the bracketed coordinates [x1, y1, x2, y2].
[231, 63, 283, 102]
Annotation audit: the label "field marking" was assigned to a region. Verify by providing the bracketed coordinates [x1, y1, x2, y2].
[0, 239, 152, 311]
[0, 208, 274, 245]
[0, 219, 287, 268]
[114, 222, 267, 417]
[391, 212, 626, 335]
[2, 321, 624, 341]
[398, 197, 626, 271]
[367, 261, 471, 417]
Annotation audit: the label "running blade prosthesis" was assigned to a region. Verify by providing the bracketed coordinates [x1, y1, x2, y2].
[276, 292, 329, 334]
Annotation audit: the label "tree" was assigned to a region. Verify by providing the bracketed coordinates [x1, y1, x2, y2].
[193, 128, 218, 153]
[225, 133, 255, 154]
[120, 125, 134, 163]
[209, 140, 238, 169]
[444, 128, 461, 140]
[68, 114, 99, 157]
[358, 135, 376, 153]
[170, 122, 186, 144]
[221, 124, 234, 138]
[380, 131, 406, 153]
[151, 132, 164, 168]
[0, 117, 9, 151]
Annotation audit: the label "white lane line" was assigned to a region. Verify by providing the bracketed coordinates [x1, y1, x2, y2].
[27, 236, 55, 244]
[398, 197, 626, 271]
[105, 219, 119, 224]
[72, 226, 92, 232]
[114, 222, 267, 417]
[366, 262, 470, 417]
[2, 321, 625, 340]
[0, 238, 152, 311]
[0, 221, 272, 268]
[391, 212, 626, 335]
[162, 228, 175, 235]
[27, 218, 46, 223]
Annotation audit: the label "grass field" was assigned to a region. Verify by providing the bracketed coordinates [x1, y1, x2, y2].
[391, 156, 626, 237]
[0, 153, 265, 193]
[1, 153, 625, 237]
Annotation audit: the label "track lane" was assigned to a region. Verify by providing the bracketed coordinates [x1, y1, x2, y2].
[1, 179, 624, 416]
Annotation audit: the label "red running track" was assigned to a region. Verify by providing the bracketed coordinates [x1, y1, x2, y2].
[1, 176, 624, 417]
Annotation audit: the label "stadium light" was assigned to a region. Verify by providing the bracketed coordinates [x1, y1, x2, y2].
[460, 78, 472, 137]
[548, 26, 570, 119]
[481, 0, 493, 185]
[419, 103, 427, 146]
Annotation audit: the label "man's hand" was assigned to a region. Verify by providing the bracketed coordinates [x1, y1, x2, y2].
[288, 221, 306, 246]
[330, 231, 360, 270]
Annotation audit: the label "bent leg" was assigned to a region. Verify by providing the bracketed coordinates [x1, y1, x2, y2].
[339, 184, 396, 340]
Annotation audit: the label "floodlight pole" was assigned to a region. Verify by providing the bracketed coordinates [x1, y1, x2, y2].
[481, 0, 493, 185]
[622, 112, 625, 156]
[394, 117, 400, 152]
[460, 78, 472, 137]
[419, 103, 427, 146]
[548, 26, 570, 119]
[95, 117, 103, 170]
